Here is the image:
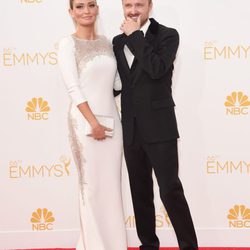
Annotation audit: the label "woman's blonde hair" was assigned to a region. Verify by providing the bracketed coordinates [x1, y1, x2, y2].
[69, 0, 74, 9]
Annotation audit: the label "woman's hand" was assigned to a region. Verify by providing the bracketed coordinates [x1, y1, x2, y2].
[91, 123, 113, 140]
[76, 102, 113, 140]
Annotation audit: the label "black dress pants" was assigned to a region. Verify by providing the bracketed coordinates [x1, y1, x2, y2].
[124, 121, 198, 250]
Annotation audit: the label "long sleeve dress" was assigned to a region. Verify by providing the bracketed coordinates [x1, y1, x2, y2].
[57, 35, 127, 250]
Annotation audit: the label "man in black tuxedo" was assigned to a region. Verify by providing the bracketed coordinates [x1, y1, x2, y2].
[113, 0, 198, 249]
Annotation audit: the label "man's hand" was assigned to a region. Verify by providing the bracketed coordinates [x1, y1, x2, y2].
[120, 16, 141, 36]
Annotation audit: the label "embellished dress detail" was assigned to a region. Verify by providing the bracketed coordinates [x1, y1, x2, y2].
[58, 35, 126, 250]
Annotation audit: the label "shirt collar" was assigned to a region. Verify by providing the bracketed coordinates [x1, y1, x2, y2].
[140, 19, 151, 36]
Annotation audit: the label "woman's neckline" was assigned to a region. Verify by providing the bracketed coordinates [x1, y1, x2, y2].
[71, 34, 101, 41]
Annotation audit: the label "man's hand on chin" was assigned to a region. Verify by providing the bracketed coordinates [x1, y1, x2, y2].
[120, 15, 141, 36]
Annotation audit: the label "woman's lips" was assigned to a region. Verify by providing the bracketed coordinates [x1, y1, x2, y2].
[82, 16, 92, 19]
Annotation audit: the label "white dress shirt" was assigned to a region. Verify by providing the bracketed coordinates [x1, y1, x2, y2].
[124, 19, 151, 68]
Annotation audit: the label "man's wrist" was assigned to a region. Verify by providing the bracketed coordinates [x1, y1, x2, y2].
[126, 29, 141, 37]
[126, 28, 139, 36]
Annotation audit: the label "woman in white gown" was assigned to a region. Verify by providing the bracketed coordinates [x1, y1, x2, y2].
[57, 0, 127, 249]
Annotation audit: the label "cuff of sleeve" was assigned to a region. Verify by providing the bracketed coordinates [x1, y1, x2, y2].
[127, 30, 144, 39]
[126, 30, 144, 53]
[71, 94, 87, 106]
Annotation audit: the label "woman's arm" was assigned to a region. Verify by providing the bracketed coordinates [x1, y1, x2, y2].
[57, 37, 111, 140]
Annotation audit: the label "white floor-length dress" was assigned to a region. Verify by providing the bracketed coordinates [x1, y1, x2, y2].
[58, 35, 127, 250]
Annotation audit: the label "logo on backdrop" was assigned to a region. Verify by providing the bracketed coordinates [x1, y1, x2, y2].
[31, 208, 55, 231]
[204, 42, 250, 60]
[126, 206, 171, 228]
[25, 97, 50, 120]
[225, 91, 250, 115]
[9, 156, 71, 179]
[206, 156, 250, 175]
[2, 48, 57, 66]
[228, 205, 250, 228]
[20, 0, 43, 3]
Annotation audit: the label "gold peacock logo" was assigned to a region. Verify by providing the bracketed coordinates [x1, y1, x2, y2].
[25, 97, 50, 120]
[225, 91, 250, 115]
[228, 205, 250, 228]
[225, 92, 250, 107]
[31, 208, 55, 231]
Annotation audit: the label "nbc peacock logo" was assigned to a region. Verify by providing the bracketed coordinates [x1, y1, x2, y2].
[25, 97, 50, 120]
[228, 205, 250, 228]
[225, 91, 250, 115]
[31, 208, 55, 231]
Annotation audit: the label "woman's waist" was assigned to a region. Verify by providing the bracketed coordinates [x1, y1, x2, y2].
[69, 102, 120, 120]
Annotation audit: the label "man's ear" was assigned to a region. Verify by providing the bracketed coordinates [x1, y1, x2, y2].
[149, 2, 153, 12]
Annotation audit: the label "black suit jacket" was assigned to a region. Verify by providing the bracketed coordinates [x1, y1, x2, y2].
[113, 18, 179, 145]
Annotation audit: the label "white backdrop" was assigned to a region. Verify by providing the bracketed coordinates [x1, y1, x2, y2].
[0, 0, 250, 249]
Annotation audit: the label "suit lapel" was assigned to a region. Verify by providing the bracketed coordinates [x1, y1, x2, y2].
[145, 18, 159, 45]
